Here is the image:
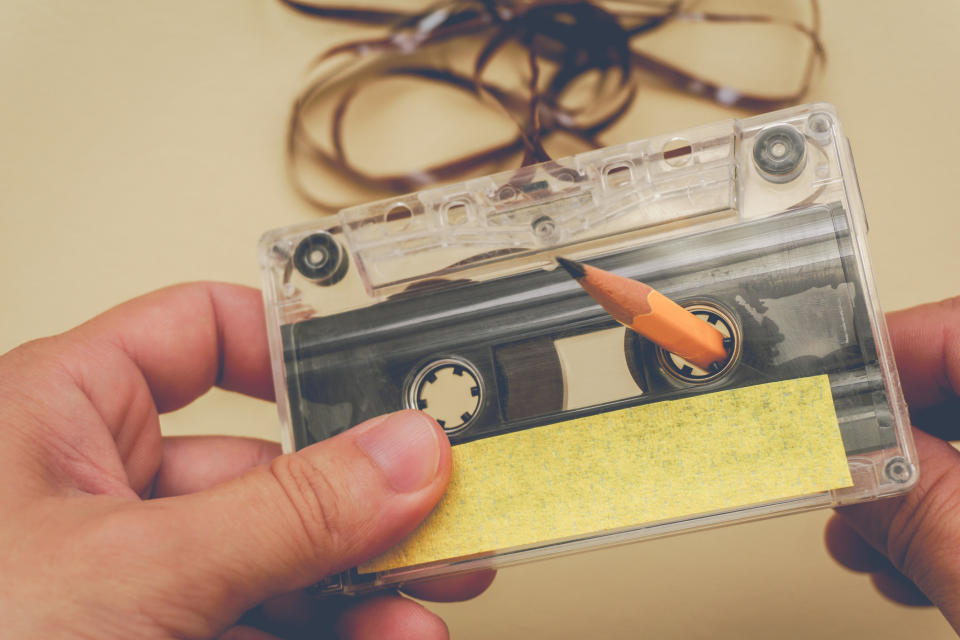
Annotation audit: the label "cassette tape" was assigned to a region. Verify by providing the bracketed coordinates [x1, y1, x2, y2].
[259, 103, 917, 595]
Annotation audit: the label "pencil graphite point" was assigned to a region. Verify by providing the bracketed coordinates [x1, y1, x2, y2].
[556, 256, 586, 279]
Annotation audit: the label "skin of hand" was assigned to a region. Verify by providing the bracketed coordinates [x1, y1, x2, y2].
[825, 297, 960, 630]
[0, 283, 494, 640]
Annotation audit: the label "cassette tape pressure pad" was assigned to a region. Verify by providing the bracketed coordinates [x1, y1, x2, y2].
[260, 104, 917, 595]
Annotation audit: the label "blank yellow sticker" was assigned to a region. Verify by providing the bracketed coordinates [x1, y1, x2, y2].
[361, 375, 852, 573]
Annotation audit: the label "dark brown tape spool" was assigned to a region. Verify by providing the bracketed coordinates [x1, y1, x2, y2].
[493, 336, 565, 422]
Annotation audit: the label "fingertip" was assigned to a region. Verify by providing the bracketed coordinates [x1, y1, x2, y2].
[824, 514, 889, 573]
[169, 410, 457, 611]
[871, 569, 934, 607]
[825, 512, 933, 607]
[402, 570, 497, 603]
[887, 297, 960, 408]
[352, 410, 449, 495]
[337, 594, 449, 640]
[205, 283, 275, 401]
[834, 428, 960, 557]
[84, 282, 275, 413]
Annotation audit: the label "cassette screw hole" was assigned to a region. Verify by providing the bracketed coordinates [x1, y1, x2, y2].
[884, 456, 913, 484]
[532, 215, 560, 244]
[807, 112, 834, 146]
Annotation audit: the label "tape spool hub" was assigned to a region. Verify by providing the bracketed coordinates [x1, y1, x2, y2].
[656, 301, 742, 385]
[404, 357, 484, 435]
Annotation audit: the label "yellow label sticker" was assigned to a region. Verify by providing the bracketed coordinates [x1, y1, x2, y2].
[361, 375, 852, 573]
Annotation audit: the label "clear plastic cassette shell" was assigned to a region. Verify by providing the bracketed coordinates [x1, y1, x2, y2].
[259, 104, 916, 596]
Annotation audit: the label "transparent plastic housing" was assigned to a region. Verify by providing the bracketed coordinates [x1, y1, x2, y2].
[259, 104, 916, 595]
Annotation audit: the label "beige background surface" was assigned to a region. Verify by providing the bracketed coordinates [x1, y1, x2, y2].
[2, 1, 959, 638]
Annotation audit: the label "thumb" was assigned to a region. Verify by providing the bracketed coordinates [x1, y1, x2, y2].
[836, 428, 960, 624]
[148, 410, 450, 614]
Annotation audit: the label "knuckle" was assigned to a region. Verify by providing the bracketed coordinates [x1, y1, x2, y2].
[267, 453, 346, 558]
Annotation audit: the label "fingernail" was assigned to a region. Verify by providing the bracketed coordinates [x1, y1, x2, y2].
[356, 411, 441, 493]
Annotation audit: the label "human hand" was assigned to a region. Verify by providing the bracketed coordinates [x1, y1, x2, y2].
[826, 298, 960, 629]
[0, 283, 493, 639]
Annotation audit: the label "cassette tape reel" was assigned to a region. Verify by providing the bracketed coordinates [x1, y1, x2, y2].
[404, 357, 485, 435]
[260, 103, 916, 596]
[626, 299, 742, 387]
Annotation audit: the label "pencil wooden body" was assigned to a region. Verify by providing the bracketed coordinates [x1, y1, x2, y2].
[557, 258, 728, 369]
[631, 289, 727, 369]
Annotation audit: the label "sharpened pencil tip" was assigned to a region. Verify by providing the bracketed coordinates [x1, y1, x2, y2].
[556, 256, 586, 279]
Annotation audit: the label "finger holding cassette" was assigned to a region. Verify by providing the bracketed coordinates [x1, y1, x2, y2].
[0, 283, 491, 639]
[825, 298, 960, 625]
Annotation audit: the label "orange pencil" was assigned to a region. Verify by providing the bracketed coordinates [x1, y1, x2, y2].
[556, 257, 728, 370]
